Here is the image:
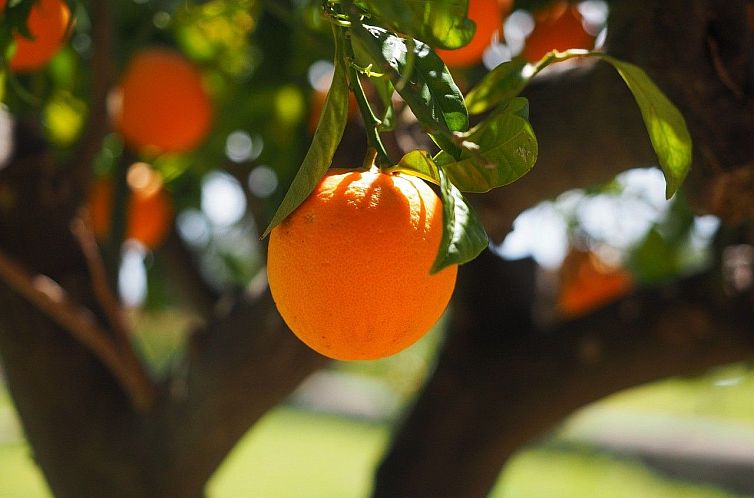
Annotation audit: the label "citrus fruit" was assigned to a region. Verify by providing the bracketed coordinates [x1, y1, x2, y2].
[88, 163, 174, 249]
[437, 0, 511, 68]
[111, 48, 213, 154]
[557, 248, 633, 318]
[267, 168, 458, 361]
[522, 1, 594, 63]
[0, 0, 72, 72]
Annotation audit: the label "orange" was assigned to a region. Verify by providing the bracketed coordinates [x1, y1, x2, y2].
[88, 163, 174, 249]
[111, 48, 213, 154]
[522, 1, 594, 63]
[0, 0, 72, 72]
[556, 248, 633, 318]
[437, 0, 511, 68]
[267, 168, 458, 360]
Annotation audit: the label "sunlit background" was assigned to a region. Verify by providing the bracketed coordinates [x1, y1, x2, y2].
[2, 0, 753, 496]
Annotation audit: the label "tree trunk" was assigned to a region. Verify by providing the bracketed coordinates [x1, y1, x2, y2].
[373, 250, 754, 498]
[374, 0, 754, 495]
[2, 0, 754, 496]
[0, 124, 326, 496]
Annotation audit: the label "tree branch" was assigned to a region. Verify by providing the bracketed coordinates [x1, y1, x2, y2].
[155, 282, 328, 495]
[0, 246, 155, 411]
[473, 0, 754, 242]
[472, 61, 656, 241]
[69, 0, 115, 186]
[373, 251, 754, 498]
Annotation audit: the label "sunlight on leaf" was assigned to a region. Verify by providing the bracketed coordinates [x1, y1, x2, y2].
[261, 28, 350, 238]
[432, 167, 488, 272]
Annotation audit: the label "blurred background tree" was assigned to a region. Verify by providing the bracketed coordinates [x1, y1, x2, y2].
[1, 0, 754, 497]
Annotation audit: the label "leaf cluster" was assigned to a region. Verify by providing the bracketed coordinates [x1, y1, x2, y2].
[264, 0, 692, 274]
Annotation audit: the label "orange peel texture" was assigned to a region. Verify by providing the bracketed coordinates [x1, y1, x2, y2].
[267, 169, 458, 360]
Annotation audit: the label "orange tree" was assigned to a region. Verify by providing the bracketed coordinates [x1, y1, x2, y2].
[0, 1, 752, 497]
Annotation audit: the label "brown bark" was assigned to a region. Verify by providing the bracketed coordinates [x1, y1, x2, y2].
[1, 0, 754, 497]
[0, 123, 325, 496]
[474, 0, 754, 242]
[373, 1, 754, 496]
[372, 250, 754, 498]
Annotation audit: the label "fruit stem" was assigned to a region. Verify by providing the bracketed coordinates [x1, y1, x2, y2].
[341, 27, 392, 167]
[362, 147, 379, 172]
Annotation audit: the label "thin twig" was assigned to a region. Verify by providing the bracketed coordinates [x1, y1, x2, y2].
[0, 247, 156, 411]
[342, 27, 391, 165]
[71, 212, 132, 341]
[707, 36, 745, 100]
[68, 0, 115, 185]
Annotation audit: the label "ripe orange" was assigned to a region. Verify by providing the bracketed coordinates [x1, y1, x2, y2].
[267, 168, 458, 360]
[437, 0, 511, 68]
[88, 163, 174, 249]
[556, 248, 633, 318]
[522, 1, 594, 63]
[111, 48, 213, 154]
[0, 0, 72, 72]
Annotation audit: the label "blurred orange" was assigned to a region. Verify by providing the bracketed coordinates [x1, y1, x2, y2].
[111, 48, 213, 154]
[0, 0, 72, 72]
[522, 1, 594, 63]
[437, 0, 512, 68]
[557, 248, 633, 319]
[88, 163, 174, 249]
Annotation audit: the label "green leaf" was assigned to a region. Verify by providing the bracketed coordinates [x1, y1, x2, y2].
[434, 97, 538, 192]
[432, 167, 489, 273]
[465, 57, 529, 114]
[600, 55, 692, 199]
[351, 22, 468, 157]
[373, 75, 396, 131]
[464, 49, 692, 198]
[391, 152, 489, 270]
[392, 149, 442, 185]
[464, 50, 589, 115]
[261, 29, 350, 238]
[355, 0, 475, 50]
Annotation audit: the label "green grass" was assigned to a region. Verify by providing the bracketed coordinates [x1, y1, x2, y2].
[0, 404, 750, 498]
[494, 447, 750, 498]
[3, 363, 754, 497]
[581, 363, 754, 426]
[0, 442, 50, 498]
[208, 410, 389, 498]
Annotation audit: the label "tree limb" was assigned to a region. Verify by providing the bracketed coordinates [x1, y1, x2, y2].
[0, 245, 155, 411]
[69, 0, 115, 186]
[373, 251, 754, 498]
[474, 0, 754, 242]
[374, 2, 754, 495]
[155, 282, 328, 495]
